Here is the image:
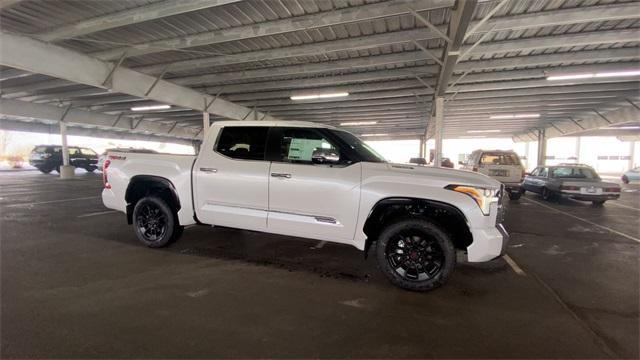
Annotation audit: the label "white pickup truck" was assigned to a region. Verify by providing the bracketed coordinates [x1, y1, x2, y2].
[102, 121, 509, 291]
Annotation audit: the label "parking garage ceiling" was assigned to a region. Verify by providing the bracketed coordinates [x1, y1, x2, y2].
[0, 0, 639, 142]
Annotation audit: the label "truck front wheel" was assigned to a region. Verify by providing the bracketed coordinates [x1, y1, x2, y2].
[133, 196, 183, 248]
[376, 219, 456, 292]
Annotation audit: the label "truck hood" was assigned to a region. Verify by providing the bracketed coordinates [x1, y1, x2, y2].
[363, 162, 502, 189]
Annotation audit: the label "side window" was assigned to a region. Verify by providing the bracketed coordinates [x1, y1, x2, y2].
[279, 128, 340, 164]
[68, 148, 80, 156]
[215, 126, 268, 161]
[530, 168, 540, 176]
[539, 167, 548, 177]
[81, 148, 97, 156]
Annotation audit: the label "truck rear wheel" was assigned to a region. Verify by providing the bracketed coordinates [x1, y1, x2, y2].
[133, 196, 183, 248]
[376, 219, 455, 292]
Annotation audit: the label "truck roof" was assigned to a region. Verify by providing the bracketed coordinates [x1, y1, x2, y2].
[211, 120, 337, 129]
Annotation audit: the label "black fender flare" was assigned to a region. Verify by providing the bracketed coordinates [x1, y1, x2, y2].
[125, 175, 181, 224]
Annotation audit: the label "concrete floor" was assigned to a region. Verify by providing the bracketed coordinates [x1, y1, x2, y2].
[1, 171, 638, 359]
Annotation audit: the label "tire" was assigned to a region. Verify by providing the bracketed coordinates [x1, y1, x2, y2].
[376, 218, 456, 292]
[622, 176, 629, 184]
[508, 191, 521, 201]
[592, 200, 606, 207]
[54, 165, 60, 174]
[132, 196, 183, 248]
[542, 187, 555, 201]
[85, 167, 96, 173]
[37, 167, 52, 174]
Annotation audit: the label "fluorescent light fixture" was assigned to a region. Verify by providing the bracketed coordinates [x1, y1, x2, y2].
[361, 133, 389, 137]
[340, 121, 378, 126]
[290, 92, 349, 101]
[467, 129, 501, 133]
[612, 126, 640, 130]
[131, 104, 171, 111]
[459, 135, 487, 139]
[489, 113, 540, 119]
[547, 70, 640, 81]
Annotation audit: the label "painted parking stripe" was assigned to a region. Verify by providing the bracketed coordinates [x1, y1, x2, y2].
[77, 210, 118, 218]
[607, 201, 640, 211]
[6, 196, 101, 207]
[503, 254, 526, 276]
[522, 197, 640, 244]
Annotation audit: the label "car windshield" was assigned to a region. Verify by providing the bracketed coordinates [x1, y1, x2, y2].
[480, 152, 520, 165]
[329, 130, 386, 163]
[551, 167, 599, 179]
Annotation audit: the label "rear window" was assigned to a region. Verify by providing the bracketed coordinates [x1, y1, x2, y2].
[480, 152, 520, 166]
[33, 146, 48, 153]
[215, 126, 268, 161]
[551, 167, 598, 179]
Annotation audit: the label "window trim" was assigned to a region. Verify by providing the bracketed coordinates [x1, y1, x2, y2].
[212, 125, 271, 162]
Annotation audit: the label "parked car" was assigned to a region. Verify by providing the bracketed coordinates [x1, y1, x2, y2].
[622, 167, 640, 184]
[523, 165, 620, 206]
[29, 145, 98, 174]
[97, 148, 158, 170]
[102, 121, 509, 292]
[441, 157, 454, 168]
[409, 157, 427, 165]
[461, 150, 525, 200]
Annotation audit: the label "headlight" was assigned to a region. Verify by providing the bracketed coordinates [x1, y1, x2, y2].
[445, 185, 499, 216]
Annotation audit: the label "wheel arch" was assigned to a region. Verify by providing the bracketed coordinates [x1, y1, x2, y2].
[125, 175, 181, 224]
[362, 197, 473, 256]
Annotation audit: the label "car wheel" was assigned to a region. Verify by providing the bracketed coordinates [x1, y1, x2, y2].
[37, 167, 52, 174]
[508, 191, 521, 201]
[542, 187, 555, 201]
[592, 200, 606, 207]
[85, 167, 96, 173]
[376, 218, 455, 292]
[133, 196, 183, 248]
[622, 175, 629, 184]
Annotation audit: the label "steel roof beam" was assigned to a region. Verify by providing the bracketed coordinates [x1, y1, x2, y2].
[0, 31, 277, 122]
[0, 98, 199, 139]
[37, 0, 242, 42]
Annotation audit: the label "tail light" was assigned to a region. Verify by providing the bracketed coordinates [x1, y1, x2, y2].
[560, 185, 580, 191]
[604, 187, 621, 193]
[103, 159, 111, 189]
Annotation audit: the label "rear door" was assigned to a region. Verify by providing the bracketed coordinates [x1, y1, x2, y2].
[193, 126, 271, 231]
[267, 127, 362, 243]
[477, 152, 523, 183]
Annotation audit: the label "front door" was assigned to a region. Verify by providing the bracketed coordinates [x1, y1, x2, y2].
[193, 126, 271, 231]
[267, 127, 361, 244]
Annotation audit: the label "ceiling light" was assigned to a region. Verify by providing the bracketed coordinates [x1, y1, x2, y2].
[611, 126, 640, 130]
[290, 92, 349, 101]
[361, 133, 388, 137]
[467, 129, 501, 133]
[340, 121, 378, 126]
[489, 113, 540, 119]
[459, 135, 487, 139]
[547, 70, 640, 81]
[131, 104, 171, 111]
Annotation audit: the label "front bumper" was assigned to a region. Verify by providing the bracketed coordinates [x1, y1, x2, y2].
[466, 223, 510, 262]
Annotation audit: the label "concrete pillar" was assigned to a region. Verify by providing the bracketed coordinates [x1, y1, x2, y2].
[524, 141, 530, 170]
[434, 97, 444, 167]
[537, 128, 547, 166]
[419, 136, 425, 158]
[58, 122, 74, 178]
[202, 112, 210, 134]
[574, 137, 581, 164]
[629, 141, 635, 170]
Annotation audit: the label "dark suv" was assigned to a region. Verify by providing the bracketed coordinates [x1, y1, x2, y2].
[29, 145, 99, 174]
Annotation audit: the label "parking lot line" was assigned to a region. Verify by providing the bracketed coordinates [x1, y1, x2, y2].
[607, 201, 640, 211]
[6, 196, 101, 207]
[503, 254, 526, 276]
[77, 210, 118, 218]
[522, 197, 640, 244]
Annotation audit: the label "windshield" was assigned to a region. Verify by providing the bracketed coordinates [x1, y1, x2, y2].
[329, 130, 386, 163]
[480, 152, 520, 166]
[551, 167, 599, 179]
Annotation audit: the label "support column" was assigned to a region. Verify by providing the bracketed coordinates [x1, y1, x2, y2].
[574, 137, 581, 164]
[629, 141, 636, 170]
[537, 128, 547, 166]
[202, 112, 210, 134]
[419, 136, 425, 159]
[434, 97, 444, 167]
[58, 121, 74, 179]
[524, 141, 530, 170]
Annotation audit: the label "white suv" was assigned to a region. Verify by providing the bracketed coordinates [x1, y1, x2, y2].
[102, 121, 509, 291]
[462, 150, 525, 200]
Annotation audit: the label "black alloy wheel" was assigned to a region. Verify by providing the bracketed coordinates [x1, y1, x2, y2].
[136, 202, 168, 242]
[132, 196, 183, 247]
[376, 219, 455, 291]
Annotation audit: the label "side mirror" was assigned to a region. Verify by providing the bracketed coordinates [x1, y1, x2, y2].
[312, 148, 340, 164]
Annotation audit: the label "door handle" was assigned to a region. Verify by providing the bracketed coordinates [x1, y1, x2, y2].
[200, 167, 217, 173]
[271, 172, 291, 179]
